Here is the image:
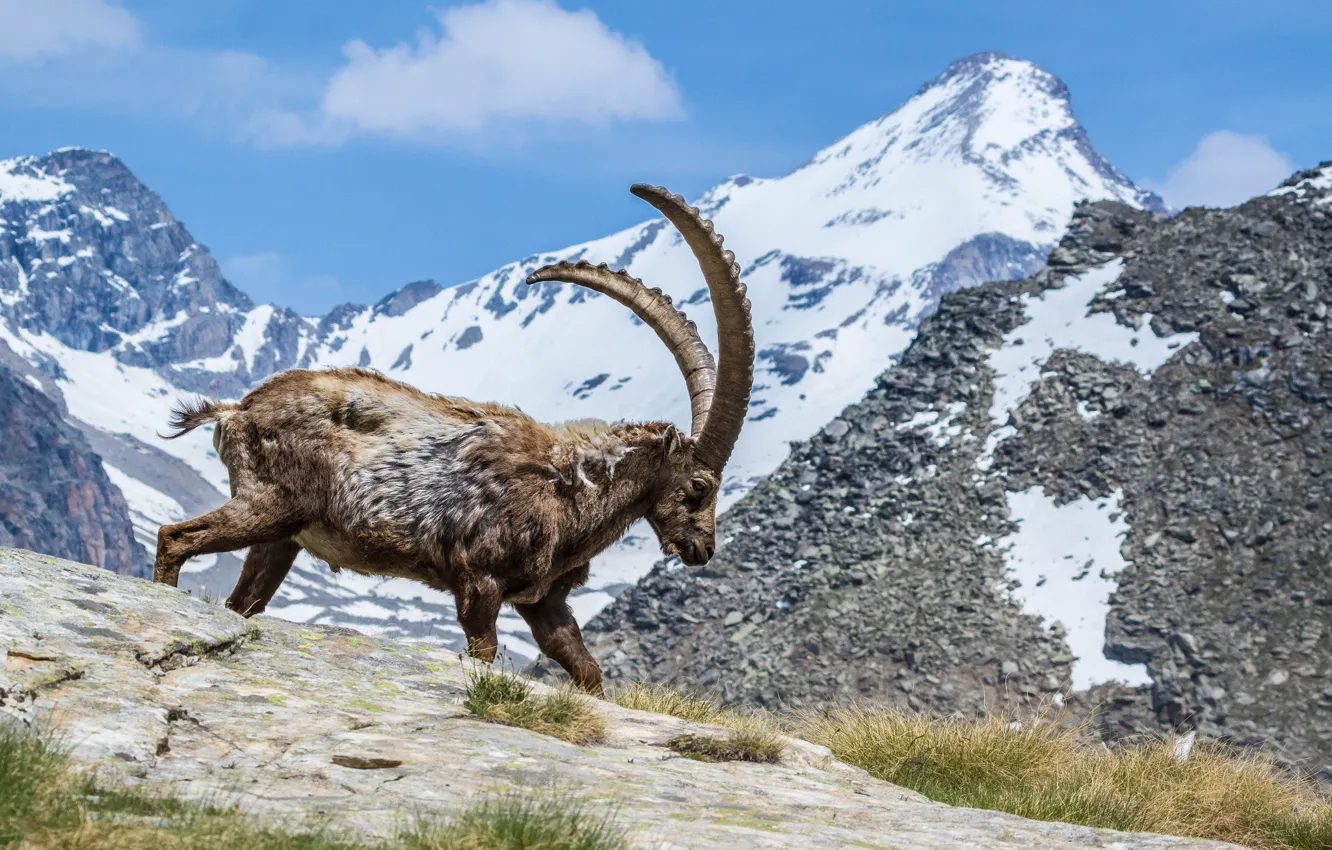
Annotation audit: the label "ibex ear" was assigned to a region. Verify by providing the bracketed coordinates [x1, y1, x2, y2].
[661, 424, 686, 463]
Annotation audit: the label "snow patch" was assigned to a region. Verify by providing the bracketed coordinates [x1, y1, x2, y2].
[233, 306, 275, 371]
[998, 486, 1150, 689]
[568, 591, 615, 623]
[337, 600, 396, 620]
[896, 401, 968, 447]
[101, 464, 188, 556]
[28, 227, 72, 243]
[178, 351, 241, 372]
[1269, 165, 1332, 200]
[266, 602, 324, 623]
[120, 311, 191, 346]
[0, 158, 75, 204]
[498, 635, 541, 662]
[80, 205, 125, 228]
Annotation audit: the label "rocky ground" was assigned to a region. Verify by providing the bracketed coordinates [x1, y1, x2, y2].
[0, 548, 1241, 849]
[581, 164, 1332, 781]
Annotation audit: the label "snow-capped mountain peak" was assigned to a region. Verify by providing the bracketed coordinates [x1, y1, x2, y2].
[2, 54, 1163, 655]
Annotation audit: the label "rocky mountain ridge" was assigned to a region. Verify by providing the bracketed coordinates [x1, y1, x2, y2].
[0, 148, 265, 389]
[582, 162, 1332, 779]
[0, 365, 140, 574]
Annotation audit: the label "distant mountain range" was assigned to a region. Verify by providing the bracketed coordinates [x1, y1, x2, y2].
[0, 51, 1163, 657]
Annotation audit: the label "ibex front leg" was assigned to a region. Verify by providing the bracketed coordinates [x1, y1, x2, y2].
[455, 575, 503, 663]
[515, 572, 604, 697]
[154, 493, 301, 588]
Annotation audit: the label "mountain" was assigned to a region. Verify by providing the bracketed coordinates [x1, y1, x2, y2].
[0, 363, 141, 574]
[582, 162, 1332, 778]
[0, 52, 1162, 655]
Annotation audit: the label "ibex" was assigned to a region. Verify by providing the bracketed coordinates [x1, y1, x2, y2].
[153, 185, 753, 696]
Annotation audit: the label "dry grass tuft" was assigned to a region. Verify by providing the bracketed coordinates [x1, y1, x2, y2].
[665, 731, 784, 765]
[799, 705, 1332, 850]
[463, 667, 607, 746]
[610, 682, 786, 765]
[610, 682, 779, 736]
[611, 681, 736, 725]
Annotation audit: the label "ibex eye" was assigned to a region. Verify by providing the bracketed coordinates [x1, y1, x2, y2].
[688, 478, 708, 496]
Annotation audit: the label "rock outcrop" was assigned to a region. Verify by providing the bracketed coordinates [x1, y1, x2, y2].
[0, 367, 142, 574]
[583, 164, 1332, 779]
[0, 548, 1234, 849]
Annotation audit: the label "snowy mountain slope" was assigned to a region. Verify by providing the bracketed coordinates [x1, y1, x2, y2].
[0, 52, 1163, 654]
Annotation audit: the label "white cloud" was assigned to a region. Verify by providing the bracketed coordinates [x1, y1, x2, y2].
[0, 0, 140, 61]
[1147, 131, 1296, 209]
[0, 0, 681, 150]
[257, 0, 683, 145]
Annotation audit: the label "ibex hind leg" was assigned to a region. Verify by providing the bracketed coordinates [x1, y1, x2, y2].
[226, 539, 302, 617]
[154, 496, 302, 588]
[514, 588, 604, 697]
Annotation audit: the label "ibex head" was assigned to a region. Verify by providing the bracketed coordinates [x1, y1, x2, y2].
[527, 184, 754, 567]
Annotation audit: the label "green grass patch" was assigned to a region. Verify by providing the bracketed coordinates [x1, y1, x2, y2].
[401, 791, 626, 850]
[0, 724, 70, 846]
[799, 705, 1332, 850]
[1, 722, 626, 849]
[464, 668, 606, 746]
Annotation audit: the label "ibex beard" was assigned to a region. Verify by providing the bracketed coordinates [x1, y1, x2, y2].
[152, 184, 755, 697]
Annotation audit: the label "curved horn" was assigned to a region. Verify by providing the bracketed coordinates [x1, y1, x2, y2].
[526, 261, 716, 433]
[630, 184, 754, 473]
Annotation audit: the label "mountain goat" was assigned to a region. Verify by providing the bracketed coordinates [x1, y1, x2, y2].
[153, 184, 755, 696]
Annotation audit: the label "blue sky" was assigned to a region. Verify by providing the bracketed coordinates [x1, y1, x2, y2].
[1, 0, 1328, 314]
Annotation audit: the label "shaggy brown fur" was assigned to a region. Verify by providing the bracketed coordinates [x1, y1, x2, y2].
[152, 184, 753, 697]
[155, 368, 720, 695]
